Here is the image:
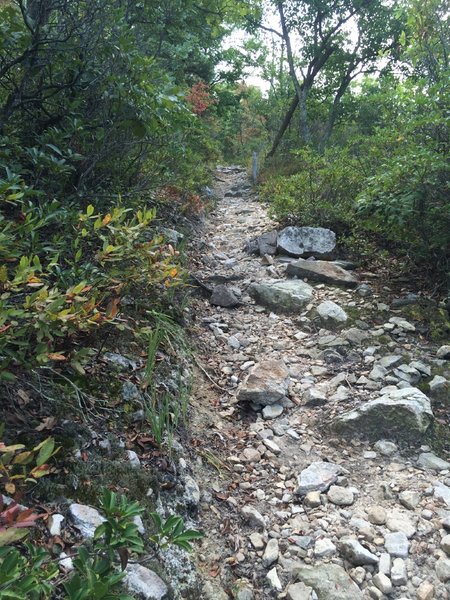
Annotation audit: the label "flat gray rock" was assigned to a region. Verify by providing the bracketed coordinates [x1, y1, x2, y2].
[125, 564, 168, 599]
[210, 285, 239, 307]
[339, 538, 379, 565]
[262, 404, 284, 419]
[296, 461, 342, 495]
[237, 359, 290, 406]
[278, 226, 336, 258]
[257, 230, 278, 256]
[294, 564, 363, 600]
[331, 387, 433, 441]
[384, 531, 410, 557]
[287, 582, 314, 600]
[286, 258, 358, 287]
[248, 280, 314, 313]
[418, 452, 450, 471]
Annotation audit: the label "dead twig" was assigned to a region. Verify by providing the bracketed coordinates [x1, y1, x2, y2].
[193, 356, 231, 394]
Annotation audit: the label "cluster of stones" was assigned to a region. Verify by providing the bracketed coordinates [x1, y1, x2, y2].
[186, 166, 450, 600]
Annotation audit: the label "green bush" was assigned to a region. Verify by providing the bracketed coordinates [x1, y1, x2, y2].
[261, 147, 363, 233]
[0, 488, 202, 599]
[0, 176, 183, 376]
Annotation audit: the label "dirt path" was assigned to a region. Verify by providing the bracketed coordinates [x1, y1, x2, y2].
[185, 166, 450, 600]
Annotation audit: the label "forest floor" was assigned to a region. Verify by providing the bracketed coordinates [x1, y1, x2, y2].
[184, 166, 450, 600]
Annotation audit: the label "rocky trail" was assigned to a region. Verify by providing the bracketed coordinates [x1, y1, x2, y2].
[184, 166, 450, 600]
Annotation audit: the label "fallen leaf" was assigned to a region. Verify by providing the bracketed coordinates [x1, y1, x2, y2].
[5, 483, 15, 495]
[17, 389, 31, 405]
[47, 353, 67, 361]
[214, 492, 228, 501]
[35, 416, 57, 431]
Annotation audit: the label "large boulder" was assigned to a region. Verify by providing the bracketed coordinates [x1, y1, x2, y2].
[248, 280, 314, 313]
[332, 387, 433, 441]
[294, 564, 363, 600]
[277, 226, 336, 258]
[286, 258, 359, 287]
[237, 359, 290, 406]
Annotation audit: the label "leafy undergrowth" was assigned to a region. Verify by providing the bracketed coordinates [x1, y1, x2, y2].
[0, 182, 210, 597]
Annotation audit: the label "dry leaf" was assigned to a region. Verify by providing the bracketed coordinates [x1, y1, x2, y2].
[35, 417, 57, 431]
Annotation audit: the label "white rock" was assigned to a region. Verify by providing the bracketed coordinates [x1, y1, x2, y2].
[374, 439, 398, 456]
[373, 573, 392, 595]
[296, 461, 342, 495]
[286, 582, 313, 600]
[418, 452, 450, 471]
[327, 485, 354, 506]
[241, 505, 266, 530]
[317, 301, 348, 323]
[386, 511, 416, 538]
[416, 581, 434, 600]
[266, 567, 282, 592]
[249, 532, 265, 549]
[434, 481, 450, 507]
[436, 345, 450, 360]
[339, 538, 378, 565]
[384, 532, 410, 558]
[441, 533, 450, 555]
[399, 490, 420, 510]
[391, 558, 407, 586]
[127, 450, 141, 468]
[59, 552, 74, 571]
[263, 438, 281, 455]
[367, 505, 386, 525]
[237, 359, 290, 406]
[332, 387, 433, 440]
[48, 514, 64, 536]
[314, 538, 336, 558]
[436, 557, 450, 582]
[378, 553, 391, 575]
[69, 504, 105, 539]
[125, 564, 168, 599]
[184, 475, 201, 507]
[429, 375, 448, 395]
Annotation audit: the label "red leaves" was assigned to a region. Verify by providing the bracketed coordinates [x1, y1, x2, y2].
[0, 496, 46, 544]
[186, 82, 215, 115]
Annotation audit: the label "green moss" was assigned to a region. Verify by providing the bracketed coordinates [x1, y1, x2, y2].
[37, 444, 158, 511]
[425, 421, 450, 457]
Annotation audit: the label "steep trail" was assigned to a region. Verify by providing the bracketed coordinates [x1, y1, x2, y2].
[185, 166, 450, 600]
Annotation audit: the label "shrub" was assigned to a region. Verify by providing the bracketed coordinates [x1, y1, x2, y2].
[0, 177, 184, 376]
[261, 147, 364, 234]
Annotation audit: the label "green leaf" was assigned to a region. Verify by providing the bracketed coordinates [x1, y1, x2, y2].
[35, 438, 55, 467]
[0, 528, 29, 546]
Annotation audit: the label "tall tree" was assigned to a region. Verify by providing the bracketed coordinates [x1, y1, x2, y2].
[265, 0, 403, 156]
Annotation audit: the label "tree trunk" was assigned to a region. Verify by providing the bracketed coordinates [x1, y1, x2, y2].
[276, 1, 311, 144]
[266, 94, 298, 158]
